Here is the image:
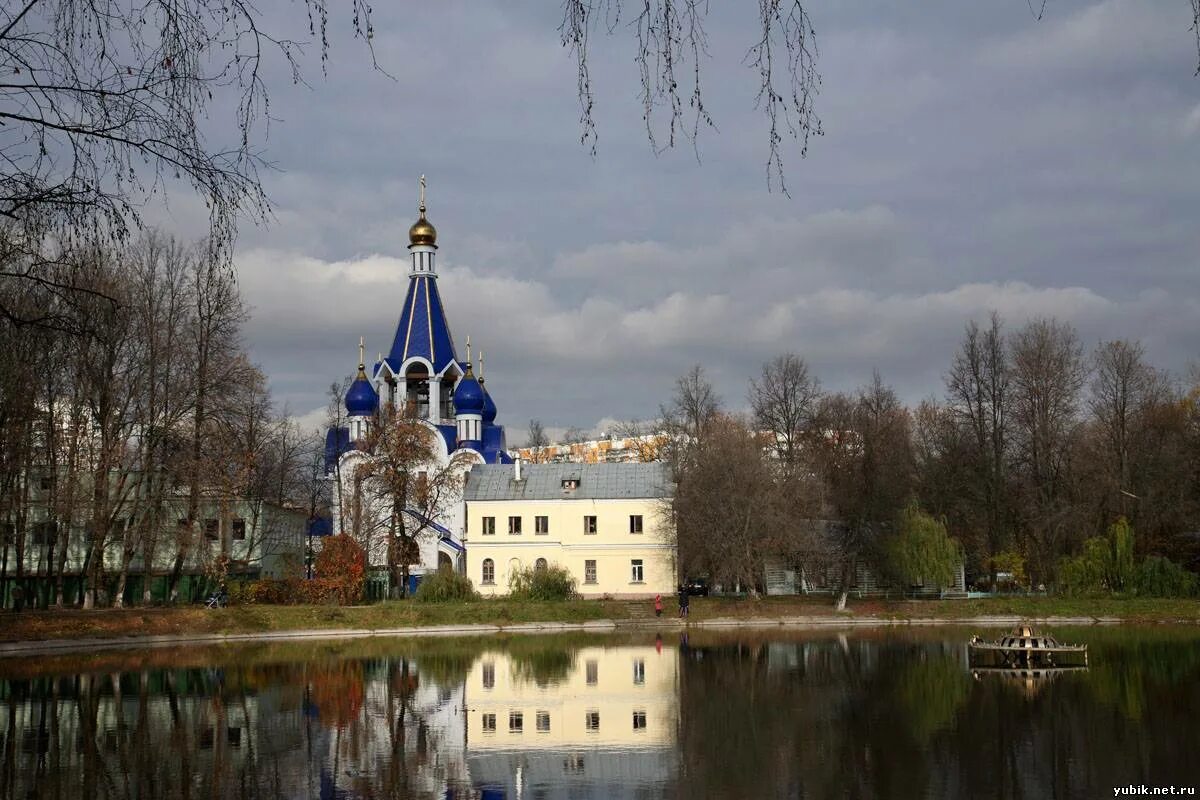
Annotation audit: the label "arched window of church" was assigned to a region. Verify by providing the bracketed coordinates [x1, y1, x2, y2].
[405, 363, 430, 418]
[482, 559, 495, 585]
[535, 558, 548, 572]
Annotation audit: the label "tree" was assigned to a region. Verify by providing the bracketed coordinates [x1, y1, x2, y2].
[749, 353, 822, 474]
[883, 503, 962, 592]
[562, 0, 821, 193]
[1008, 317, 1088, 582]
[945, 313, 1012, 572]
[1089, 340, 1168, 520]
[559, 2, 1199, 194]
[660, 364, 720, 480]
[353, 408, 474, 598]
[609, 418, 665, 462]
[814, 371, 914, 608]
[314, 532, 366, 604]
[0, 0, 377, 326]
[526, 419, 550, 462]
[669, 413, 801, 594]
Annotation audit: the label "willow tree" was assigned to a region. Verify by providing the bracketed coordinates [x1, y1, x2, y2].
[883, 503, 962, 593]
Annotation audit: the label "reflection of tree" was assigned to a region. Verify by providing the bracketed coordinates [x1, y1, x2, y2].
[889, 651, 970, 742]
[508, 648, 577, 687]
[672, 638, 971, 799]
[309, 661, 365, 729]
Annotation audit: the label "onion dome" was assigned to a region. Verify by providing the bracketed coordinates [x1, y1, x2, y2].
[453, 365, 485, 415]
[345, 368, 379, 416]
[409, 175, 437, 247]
[345, 338, 379, 416]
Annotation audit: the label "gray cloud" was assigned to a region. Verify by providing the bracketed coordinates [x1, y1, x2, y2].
[216, 0, 1198, 436]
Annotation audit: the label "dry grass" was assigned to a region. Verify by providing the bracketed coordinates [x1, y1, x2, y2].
[1, 594, 1197, 645]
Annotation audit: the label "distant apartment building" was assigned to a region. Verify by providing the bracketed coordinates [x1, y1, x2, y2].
[463, 462, 675, 598]
[1, 477, 307, 607]
[512, 433, 667, 465]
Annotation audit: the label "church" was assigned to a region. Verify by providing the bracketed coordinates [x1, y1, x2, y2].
[324, 179, 512, 587]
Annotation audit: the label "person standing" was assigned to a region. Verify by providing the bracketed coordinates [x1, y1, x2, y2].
[678, 584, 689, 618]
[654, 594, 663, 617]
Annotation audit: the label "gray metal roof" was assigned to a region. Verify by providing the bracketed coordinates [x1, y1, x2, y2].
[463, 462, 672, 501]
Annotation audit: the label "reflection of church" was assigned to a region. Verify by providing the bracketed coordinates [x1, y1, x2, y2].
[324, 179, 512, 575]
[463, 645, 680, 797]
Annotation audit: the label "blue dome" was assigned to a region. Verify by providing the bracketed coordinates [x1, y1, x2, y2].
[453, 372, 485, 414]
[481, 383, 497, 424]
[345, 375, 379, 416]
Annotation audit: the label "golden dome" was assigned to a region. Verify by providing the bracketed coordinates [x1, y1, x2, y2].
[409, 174, 437, 247]
[409, 212, 437, 247]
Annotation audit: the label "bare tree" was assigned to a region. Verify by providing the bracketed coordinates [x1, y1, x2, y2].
[167, 246, 246, 602]
[559, 2, 1198, 193]
[749, 353, 822, 472]
[814, 371, 914, 608]
[1008, 317, 1088, 582]
[670, 413, 791, 594]
[560, 0, 820, 193]
[1090, 340, 1161, 503]
[660, 364, 721, 480]
[945, 313, 1012, 571]
[0, 1, 377, 325]
[526, 419, 550, 462]
[609, 418, 664, 462]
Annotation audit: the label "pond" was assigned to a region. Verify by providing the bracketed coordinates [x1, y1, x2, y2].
[1, 626, 1198, 799]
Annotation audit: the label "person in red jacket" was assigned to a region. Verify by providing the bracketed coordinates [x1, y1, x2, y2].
[654, 594, 663, 617]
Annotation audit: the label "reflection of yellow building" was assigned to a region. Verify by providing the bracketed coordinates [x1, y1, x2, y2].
[466, 645, 678, 749]
[463, 463, 675, 598]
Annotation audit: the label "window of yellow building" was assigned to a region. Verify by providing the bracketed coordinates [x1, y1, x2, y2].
[583, 515, 597, 534]
[481, 559, 495, 585]
[631, 559, 644, 583]
[630, 514, 643, 534]
[508, 516, 522, 535]
[584, 559, 597, 584]
[482, 713, 496, 732]
[482, 516, 495, 535]
[509, 711, 523, 733]
[633, 710, 647, 730]
[535, 515, 549, 534]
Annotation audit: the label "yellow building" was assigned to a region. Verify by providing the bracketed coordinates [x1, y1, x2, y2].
[463, 644, 679, 794]
[466, 645, 678, 748]
[463, 462, 675, 598]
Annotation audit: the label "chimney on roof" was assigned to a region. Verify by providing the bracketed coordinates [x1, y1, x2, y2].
[514, 455, 522, 482]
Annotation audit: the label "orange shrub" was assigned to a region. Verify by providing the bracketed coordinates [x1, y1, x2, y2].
[314, 534, 366, 604]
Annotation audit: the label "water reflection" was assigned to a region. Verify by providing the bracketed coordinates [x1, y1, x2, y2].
[1, 627, 1198, 799]
[468, 644, 677, 798]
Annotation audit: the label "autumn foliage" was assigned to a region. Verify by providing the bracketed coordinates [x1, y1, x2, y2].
[314, 534, 367, 604]
[228, 534, 366, 605]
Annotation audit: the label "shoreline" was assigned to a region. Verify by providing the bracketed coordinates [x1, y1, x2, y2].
[0, 612, 1173, 659]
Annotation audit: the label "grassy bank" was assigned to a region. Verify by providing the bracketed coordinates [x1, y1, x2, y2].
[1, 595, 1198, 644]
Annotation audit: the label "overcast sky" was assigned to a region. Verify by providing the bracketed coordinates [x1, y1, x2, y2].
[165, 1, 1200, 442]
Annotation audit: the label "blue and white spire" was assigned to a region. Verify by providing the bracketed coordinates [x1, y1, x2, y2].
[344, 336, 379, 441]
[454, 337, 484, 448]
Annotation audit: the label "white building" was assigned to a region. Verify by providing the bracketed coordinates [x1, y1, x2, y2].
[323, 179, 512, 584]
